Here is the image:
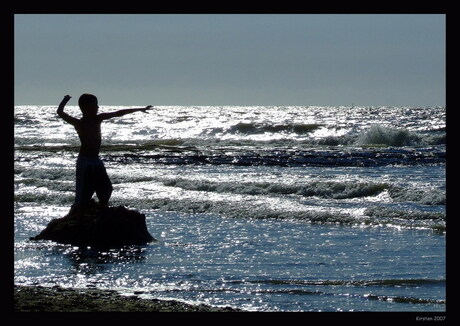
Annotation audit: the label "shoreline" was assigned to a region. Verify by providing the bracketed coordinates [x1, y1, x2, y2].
[14, 285, 241, 312]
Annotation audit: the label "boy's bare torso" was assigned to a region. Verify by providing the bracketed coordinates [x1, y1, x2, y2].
[74, 116, 103, 158]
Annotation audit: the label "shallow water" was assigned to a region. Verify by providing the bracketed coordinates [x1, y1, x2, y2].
[14, 207, 445, 312]
[14, 105, 446, 311]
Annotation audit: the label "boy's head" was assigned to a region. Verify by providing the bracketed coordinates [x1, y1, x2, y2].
[78, 93, 99, 116]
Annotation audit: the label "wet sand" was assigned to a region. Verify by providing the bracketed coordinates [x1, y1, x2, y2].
[14, 285, 240, 312]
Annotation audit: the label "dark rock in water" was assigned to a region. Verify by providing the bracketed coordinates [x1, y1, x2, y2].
[31, 201, 155, 248]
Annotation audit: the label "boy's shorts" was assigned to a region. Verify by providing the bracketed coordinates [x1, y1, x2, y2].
[74, 156, 113, 206]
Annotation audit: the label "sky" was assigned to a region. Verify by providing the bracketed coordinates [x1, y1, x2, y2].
[14, 14, 445, 107]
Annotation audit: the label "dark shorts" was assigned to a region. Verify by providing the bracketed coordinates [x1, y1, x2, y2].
[74, 156, 113, 206]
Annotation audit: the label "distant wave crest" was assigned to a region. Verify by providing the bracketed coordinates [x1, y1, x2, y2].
[355, 125, 423, 146]
[227, 122, 323, 135]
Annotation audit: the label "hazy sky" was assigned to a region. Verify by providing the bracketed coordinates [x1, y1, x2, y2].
[14, 14, 445, 106]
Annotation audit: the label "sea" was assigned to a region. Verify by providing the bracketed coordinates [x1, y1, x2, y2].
[14, 105, 446, 312]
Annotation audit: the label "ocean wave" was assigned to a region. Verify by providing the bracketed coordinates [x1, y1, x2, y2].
[364, 294, 445, 305]
[16, 167, 75, 181]
[12, 185, 446, 231]
[15, 164, 444, 207]
[158, 177, 444, 205]
[162, 178, 390, 200]
[388, 187, 445, 205]
[364, 206, 445, 221]
[14, 127, 445, 152]
[144, 278, 445, 307]
[209, 123, 445, 147]
[128, 195, 444, 231]
[14, 192, 74, 205]
[208, 288, 445, 305]
[363, 206, 445, 232]
[309, 125, 445, 147]
[100, 147, 445, 167]
[227, 122, 323, 135]
[15, 139, 189, 153]
[355, 124, 424, 146]
[240, 278, 446, 287]
[146, 197, 357, 224]
[15, 129, 445, 168]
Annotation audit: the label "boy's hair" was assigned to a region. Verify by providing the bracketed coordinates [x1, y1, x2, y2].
[78, 93, 98, 109]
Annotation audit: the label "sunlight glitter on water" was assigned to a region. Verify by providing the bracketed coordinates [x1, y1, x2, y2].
[14, 105, 445, 311]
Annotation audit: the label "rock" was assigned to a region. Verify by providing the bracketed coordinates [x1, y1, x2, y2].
[30, 201, 155, 248]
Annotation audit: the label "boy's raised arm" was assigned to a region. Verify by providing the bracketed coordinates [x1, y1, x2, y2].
[98, 105, 153, 121]
[57, 95, 79, 125]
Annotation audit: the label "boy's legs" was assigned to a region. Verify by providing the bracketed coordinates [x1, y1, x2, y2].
[69, 157, 112, 215]
[70, 157, 96, 215]
[94, 161, 113, 208]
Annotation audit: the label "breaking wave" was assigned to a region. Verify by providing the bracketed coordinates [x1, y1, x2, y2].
[156, 177, 445, 205]
[356, 125, 423, 146]
[162, 178, 388, 200]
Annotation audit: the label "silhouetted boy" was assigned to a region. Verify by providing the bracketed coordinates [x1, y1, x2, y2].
[57, 94, 152, 214]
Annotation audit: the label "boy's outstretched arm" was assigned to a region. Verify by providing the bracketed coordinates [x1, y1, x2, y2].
[98, 105, 153, 121]
[57, 95, 79, 125]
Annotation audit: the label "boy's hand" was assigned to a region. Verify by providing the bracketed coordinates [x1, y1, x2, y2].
[140, 105, 153, 113]
[62, 95, 72, 103]
[58, 95, 72, 112]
